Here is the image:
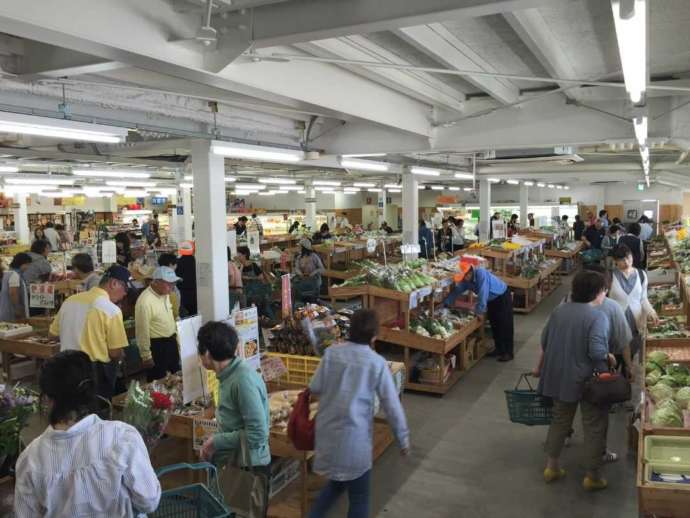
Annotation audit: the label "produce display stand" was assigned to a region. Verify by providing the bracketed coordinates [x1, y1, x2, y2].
[538, 259, 564, 299]
[497, 274, 540, 314]
[327, 284, 369, 305]
[544, 242, 583, 274]
[0, 331, 60, 381]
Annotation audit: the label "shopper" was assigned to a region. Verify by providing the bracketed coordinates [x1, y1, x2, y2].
[598, 210, 610, 230]
[158, 253, 181, 319]
[235, 215, 248, 237]
[55, 224, 72, 250]
[149, 212, 160, 245]
[135, 266, 181, 382]
[533, 270, 613, 491]
[609, 244, 658, 361]
[71, 252, 101, 291]
[50, 265, 131, 400]
[507, 214, 519, 237]
[418, 220, 434, 258]
[238, 246, 274, 321]
[489, 212, 502, 239]
[14, 350, 161, 517]
[450, 217, 465, 251]
[177, 243, 197, 316]
[0, 253, 32, 322]
[337, 212, 350, 230]
[444, 261, 514, 362]
[617, 222, 645, 269]
[601, 224, 622, 267]
[114, 232, 132, 266]
[32, 227, 45, 243]
[437, 219, 453, 252]
[197, 321, 270, 513]
[528, 213, 535, 228]
[560, 215, 569, 234]
[380, 221, 394, 234]
[251, 213, 264, 237]
[573, 214, 585, 241]
[582, 219, 605, 250]
[43, 222, 60, 252]
[312, 223, 332, 243]
[639, 215, 654, 241]
[293, 238, 325, 301]
[23, 239, 52, 316]
[308, 309, 410, 518]
[288, 221, 301, 235]
[227, 247, 244, 310]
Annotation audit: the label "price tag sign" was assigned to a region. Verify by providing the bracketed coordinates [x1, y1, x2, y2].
[418, 286, 432, 298]
[261, 355, 288, 383]
[29, 283, 55, 308]
[101, 239, 117, 264]
[366, 239, 376, 254]
[281, 274, 292, 318]
[192, 417, 218, 451]
[409, 291, 418, 309]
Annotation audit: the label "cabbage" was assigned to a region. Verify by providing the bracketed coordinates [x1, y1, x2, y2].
[647, 351, 670, 369]
[658, 375, 678, 388]
[675, 387, 690, 408]
[650, 383, 675, 403]
[651, 406, 684, 428]
[658, 399, 681, 414]
[646, 369, 663, 386]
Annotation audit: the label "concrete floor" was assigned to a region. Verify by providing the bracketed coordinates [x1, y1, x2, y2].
[363, 278, 640, 518]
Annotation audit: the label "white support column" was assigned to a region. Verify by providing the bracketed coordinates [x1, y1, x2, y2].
[519, 183, 528, 228]
[378, 188, 387, 226]
[13, 194, 29, 245]
[180, 185, 193, 242]
[402, 170, 418, 245]
[169, 190, 179, 246]
[305, 181, 316, 231]
[479, 178, 491, 242]
[191, 140, 229, 322]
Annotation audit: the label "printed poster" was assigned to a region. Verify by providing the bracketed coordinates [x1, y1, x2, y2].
[491, 220, 506, 239]
[101, 240, 117, 264]
[227, 306, 260, 371]
[177, 315, 208, 405]
[192, 417, 218, 451]
[29, 283, 55, 308]
[247, 230, 261, 257]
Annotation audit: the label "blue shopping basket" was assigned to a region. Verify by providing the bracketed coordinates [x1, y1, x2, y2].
[504, 373, 553, 426]
[150, 462, 230, 518]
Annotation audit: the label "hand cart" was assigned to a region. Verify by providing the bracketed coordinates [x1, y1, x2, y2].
[504, 373, 553, 426]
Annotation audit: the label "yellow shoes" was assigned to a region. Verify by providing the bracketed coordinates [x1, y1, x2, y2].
[543, 468, 566, 483]
[583, 477, 608, 491]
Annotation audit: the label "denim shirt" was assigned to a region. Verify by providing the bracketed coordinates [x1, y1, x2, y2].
[310, 342, 410, 481]
[444, 267, 508, 313]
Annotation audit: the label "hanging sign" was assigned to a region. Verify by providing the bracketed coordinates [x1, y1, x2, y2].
[491, 220, 506, 239]
[229, 306, 261, 371]
[29, 283, 55, 309]
[281, 274, 292, 318]
[226, 230, 237, 258]
[177, 315, 208, 405]
[101, 240, 117, 264]
[247, 230, 261, 257]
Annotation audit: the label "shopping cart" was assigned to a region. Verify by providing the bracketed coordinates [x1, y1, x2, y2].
[504, 373, 553, 426]
[150, 462, 230, 518]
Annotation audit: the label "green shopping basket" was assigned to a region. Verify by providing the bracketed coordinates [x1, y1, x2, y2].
[504, 373, 553, 426]
[150, 462, 230, 518]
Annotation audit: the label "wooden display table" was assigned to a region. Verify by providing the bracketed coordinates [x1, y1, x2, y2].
[545, 242, 583, 274]
[0, 331, 59, 381]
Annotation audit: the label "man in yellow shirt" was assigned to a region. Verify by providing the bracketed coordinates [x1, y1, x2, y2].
[50, 265, 132, 399]
[135, 266, 181, 381]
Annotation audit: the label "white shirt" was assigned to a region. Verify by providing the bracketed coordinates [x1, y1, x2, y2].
[338, 216, 350, 229]
[14, 414, 161, 518]
[609, 269, 657, 332]
[7, 270, 20, 288]
[43, 227, 60, 251]
[640, 222, 654, 241]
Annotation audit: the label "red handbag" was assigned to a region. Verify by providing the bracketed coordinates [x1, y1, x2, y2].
[287, 388, 315, 451]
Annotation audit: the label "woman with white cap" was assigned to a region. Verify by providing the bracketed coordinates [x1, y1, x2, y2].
[293, 238, 325, 302]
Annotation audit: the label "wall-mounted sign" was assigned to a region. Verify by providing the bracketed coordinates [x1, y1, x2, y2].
[558, 197, 572, 205]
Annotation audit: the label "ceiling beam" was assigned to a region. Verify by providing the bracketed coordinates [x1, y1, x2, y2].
[397, 24, 520, 104]
[19, 42, 126, 78]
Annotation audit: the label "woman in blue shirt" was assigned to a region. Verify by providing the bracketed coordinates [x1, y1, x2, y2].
[308, 309, 410, 518]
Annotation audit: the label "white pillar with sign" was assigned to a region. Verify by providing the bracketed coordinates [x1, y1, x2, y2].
[305, 181, 316, 231]
[180, 184, 193, 242]
[402, 170, 418, 245]
[168, 190, 179, 246]
[13, 194, 29, 245]
[378, 189, 387, 226]
[479, 178, 491, 242]
[191, 140, 229, 322]
[519, 183, 528, 228]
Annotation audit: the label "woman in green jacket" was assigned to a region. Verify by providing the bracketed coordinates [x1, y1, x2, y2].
[197, 321, 271, 512]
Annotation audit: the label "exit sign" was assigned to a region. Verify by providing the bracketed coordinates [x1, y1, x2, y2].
[637, 183, 645, 191]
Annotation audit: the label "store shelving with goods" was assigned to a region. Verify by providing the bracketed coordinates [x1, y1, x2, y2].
[228, 212, 328, 237]
[544, 241, 583, 275]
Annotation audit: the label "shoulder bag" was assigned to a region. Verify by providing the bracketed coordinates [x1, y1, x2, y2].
[287, 388, 315, 451]
[583, 370, 631, 405]
[218, 431, 269, 518]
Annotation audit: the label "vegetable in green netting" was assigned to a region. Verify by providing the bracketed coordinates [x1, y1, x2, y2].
[675, 387, 690, 408]
[646, 369, 663, 387]
[647, 351, 670, 369]
[651, 405, 684, 428]
[650, 383, 676, 403]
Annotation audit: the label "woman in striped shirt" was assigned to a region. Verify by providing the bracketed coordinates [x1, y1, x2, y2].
[14, 351, 161, 517]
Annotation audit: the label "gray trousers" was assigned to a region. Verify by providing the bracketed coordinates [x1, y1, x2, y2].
[545, 399, 609, 475]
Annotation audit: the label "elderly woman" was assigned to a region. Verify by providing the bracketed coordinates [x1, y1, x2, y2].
[0, 253, 32, 322]
[533, 270, 614, 491]
[609, 244, 658, 359]
[293, 238, 325, 303]
[14, 351, 161, 517]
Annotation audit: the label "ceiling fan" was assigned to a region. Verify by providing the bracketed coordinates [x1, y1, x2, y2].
[169, 0, 218, 50]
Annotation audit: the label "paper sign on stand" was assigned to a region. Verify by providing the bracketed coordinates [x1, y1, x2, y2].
[192, 417, 218, 451]
[29, 283, 55, 308]
[177, 315, 207, 405]
[227, 230, 237, 258]
[101, 240, 117, 264]
[491, 220, 506, 239]
[227, 307, 261, 372]
[247, 230, 261, 257]
[281, 274, 292, 319]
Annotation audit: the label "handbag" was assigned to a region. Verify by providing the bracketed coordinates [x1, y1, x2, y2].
[583, 370, 631, 405]
[287, 388, 315, 451]
[218, 431, 269, 518]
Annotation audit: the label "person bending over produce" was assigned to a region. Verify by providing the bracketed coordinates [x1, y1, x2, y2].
[444, 262, 514, 362]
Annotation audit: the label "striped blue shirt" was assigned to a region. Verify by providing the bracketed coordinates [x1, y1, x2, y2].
[14, 414, 161, 517]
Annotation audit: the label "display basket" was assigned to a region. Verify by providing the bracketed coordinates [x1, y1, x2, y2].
[504, 373, 553, 426]
[151, 462, 229, 518]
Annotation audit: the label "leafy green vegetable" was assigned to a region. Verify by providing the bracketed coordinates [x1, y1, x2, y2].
[651, 405, 684, 428]
[648, 351, 670, 369]
[657, 375, 678, 388]
[675, 387, 690, 408]
[650, 383, 676, 403]
[646, 369, 663, 386]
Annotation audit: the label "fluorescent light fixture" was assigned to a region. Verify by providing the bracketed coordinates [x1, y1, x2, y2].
[0, 166, 18, 173]
[537, 182, 546, 187]
[430, 186, 444, 191]
[211, 142, 303, 163]
[6, 177, 75, 185]
[633, 115, 648, 147]
[506, 179, 519, 185]
[388, 189, 401, 193]
[235, 183, 266, 190]
[106, 180, 157, 187]
[547, 184, 555, 188]
[343, 187, 361, 192]
[353, 182, 376, 188]
[367, 188, 382, 193]
[448, 186, 460, 191]
[342, 153, 386, 158]
[148, 187, 177, 195]
[224, 177, 236, 183]
[180, 182, 193, 189]
[641, 199, 656, 202]
[463, 187, 473, 192]
[73, 169, 151, 179]
[315, 186, 338, 192]
[313, 180, 341, 186]
[523, 181, 534, 186]
[384, 184, 401, 189]
[410, 166, 440, 177]
[487, 178, 501, 183]
[184, 175, 193, 181]
[564, 186, 570, 190]
[123, 190, 148, 197]
[418, 185, 426, 190]
[340, 158, 389, 172]
[318, 189, 335, 194]
[343, 191, 358, 195]
[454, 172, 474, 180]
[279, 185, 303, 191]
[611, 0, 647, 104]
[41, 189, 79, 198]
[258, 177, 296, 185]
[556, 185, 564, 190]
[0, 112, 128, 143]
[297, 190, 305, 194]
[258, 191, 275, 196]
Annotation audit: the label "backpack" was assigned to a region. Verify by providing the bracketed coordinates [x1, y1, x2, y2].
[287, 388, 315, 451]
